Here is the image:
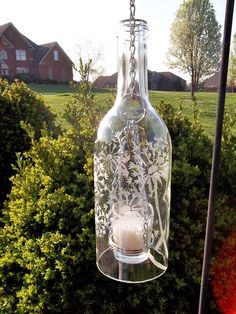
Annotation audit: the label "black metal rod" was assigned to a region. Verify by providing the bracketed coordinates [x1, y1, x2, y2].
[198, 0, 235, 313]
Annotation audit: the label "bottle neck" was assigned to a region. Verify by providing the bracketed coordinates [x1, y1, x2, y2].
[116, 20, 149, 101]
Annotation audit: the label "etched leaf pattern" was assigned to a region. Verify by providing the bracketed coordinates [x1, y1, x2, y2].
[94, 130, 169, 238]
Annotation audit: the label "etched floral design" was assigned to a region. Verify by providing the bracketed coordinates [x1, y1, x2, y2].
[94, 123, 170, 242]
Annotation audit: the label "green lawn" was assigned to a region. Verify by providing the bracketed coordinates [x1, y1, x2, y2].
[149, 91, 236, 138]
[29, 84, 236, 138]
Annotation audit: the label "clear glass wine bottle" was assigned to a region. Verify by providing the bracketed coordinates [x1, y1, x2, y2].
[94, 19, 171, 283]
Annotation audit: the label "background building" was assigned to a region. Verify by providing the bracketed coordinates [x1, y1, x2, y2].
[94, 71, 186, 91]
[0, 22, 73, 83]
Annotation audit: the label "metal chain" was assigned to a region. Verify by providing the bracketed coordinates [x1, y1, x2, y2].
[127, 120, 150, 250]
[129, 0, 136, 94]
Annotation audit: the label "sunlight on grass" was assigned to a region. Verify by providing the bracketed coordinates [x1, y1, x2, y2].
[29, 84, 236, 138]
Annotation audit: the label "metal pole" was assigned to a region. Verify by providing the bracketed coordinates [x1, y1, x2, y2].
[198, 0, 235, 313]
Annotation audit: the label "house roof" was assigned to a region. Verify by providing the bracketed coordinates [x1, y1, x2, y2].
[22, 35, 38, 49]
[94, 73, 117, 86]
[32, 42, 59, 64]
[0, 23, 15, 48]
[0, 22, 12, 34]
[33, 45, 51, 63]
[149, 71, 186, 82]
[204, 72, 220, 88]
[0, 22, 36, 49]
[94, 71, 187, 89]
[37, 41, 73, 64]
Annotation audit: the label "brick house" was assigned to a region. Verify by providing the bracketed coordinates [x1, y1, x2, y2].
[94, 71, 186, 91]
[203, 72, 220, 91]
[0, 22, 73, 83]
[203, 72, 236, 92]
[148, 71, 186, 91]
[94, 73, 118, 88]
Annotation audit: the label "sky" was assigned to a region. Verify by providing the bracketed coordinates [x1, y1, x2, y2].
[1, 0, 236, 82]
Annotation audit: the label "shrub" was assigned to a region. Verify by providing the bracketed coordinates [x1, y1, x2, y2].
[14, 73, 34, 83]
[0, 65, 235, 313]
[0, 128, 95, 313]
[64, 59, 113, 178]
[0, 79, 59, 206]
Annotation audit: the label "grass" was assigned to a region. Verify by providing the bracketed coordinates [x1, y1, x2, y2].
[29, 84, 236, 139]
[29, 84, 75, 128]
[149, 91, 236, 138]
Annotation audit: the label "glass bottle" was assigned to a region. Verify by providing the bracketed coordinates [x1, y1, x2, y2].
[94, 19, 171, 283]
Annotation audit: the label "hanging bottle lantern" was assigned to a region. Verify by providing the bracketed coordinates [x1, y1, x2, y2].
[94, 3, 171, 283]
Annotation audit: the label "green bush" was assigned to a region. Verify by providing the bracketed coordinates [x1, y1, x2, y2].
[64, 59, 113, 178]
[0, 65, 235, 313]
[0, 79, 59, 206]
[0, 128, 95, 313]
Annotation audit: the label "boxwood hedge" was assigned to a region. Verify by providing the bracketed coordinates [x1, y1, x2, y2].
[0, 71, 235, 313]
[0, 79, 58, 207]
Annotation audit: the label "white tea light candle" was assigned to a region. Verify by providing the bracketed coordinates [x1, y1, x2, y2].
[113, 212, 144, 251]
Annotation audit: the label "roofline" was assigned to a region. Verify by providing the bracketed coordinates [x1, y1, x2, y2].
[1, 22, 35, 49]
[0, 22, 12, 34]
[39, 42, 56, 63]
[0, 22, 74, 65]
[57, 42, 74, 64]
[22, 35, 37, 49]
[39, 42, 73, 64]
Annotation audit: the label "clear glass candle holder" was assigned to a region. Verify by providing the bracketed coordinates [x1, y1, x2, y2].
[94, 19, 171, 283]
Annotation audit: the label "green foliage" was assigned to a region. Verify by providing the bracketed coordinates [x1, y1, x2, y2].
[167, 0, 221, 97]
[0, 129, 94, 314]
[218, 109, 236, 202]
[228, 33, 236, 90]
[0, 79, 59, 206]
[0, 63, 235, 313]
[64, 58, 113, 177]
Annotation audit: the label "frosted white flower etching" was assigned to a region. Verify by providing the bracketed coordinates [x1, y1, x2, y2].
[94, 127, 170, 239]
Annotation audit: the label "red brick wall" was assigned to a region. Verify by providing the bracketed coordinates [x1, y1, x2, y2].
[0, 25, 34, 79]
[1, 24, 73, 82]
[38, 44, 73, 82]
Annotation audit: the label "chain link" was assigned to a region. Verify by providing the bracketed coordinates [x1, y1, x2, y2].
[127, 120, 150, 250]
[129, 0, 136, 94]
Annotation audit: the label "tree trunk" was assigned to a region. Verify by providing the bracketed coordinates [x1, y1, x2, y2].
[191, 80, 195, 99]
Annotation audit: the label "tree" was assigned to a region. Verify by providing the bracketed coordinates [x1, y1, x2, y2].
[167, 0, 221, 98]
[64, 58, 112, 177]
[228, 33, 236, 92]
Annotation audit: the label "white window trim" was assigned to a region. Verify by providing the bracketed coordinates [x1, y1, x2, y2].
[54, 50, 59, 61]
[16, 67, 29, 74]
[16, 49, 26, 61]
[0, 49, 8, 60]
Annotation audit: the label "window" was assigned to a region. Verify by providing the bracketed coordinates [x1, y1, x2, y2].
[16, 67, 29, 74]
[0, 49, 8, 60]
[48, 68, 53, 80]
[61, 69, 66, 81]
[1, 63, 9, 76]
[54, 50, 59, 61]
[16, 49, 26, 61]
